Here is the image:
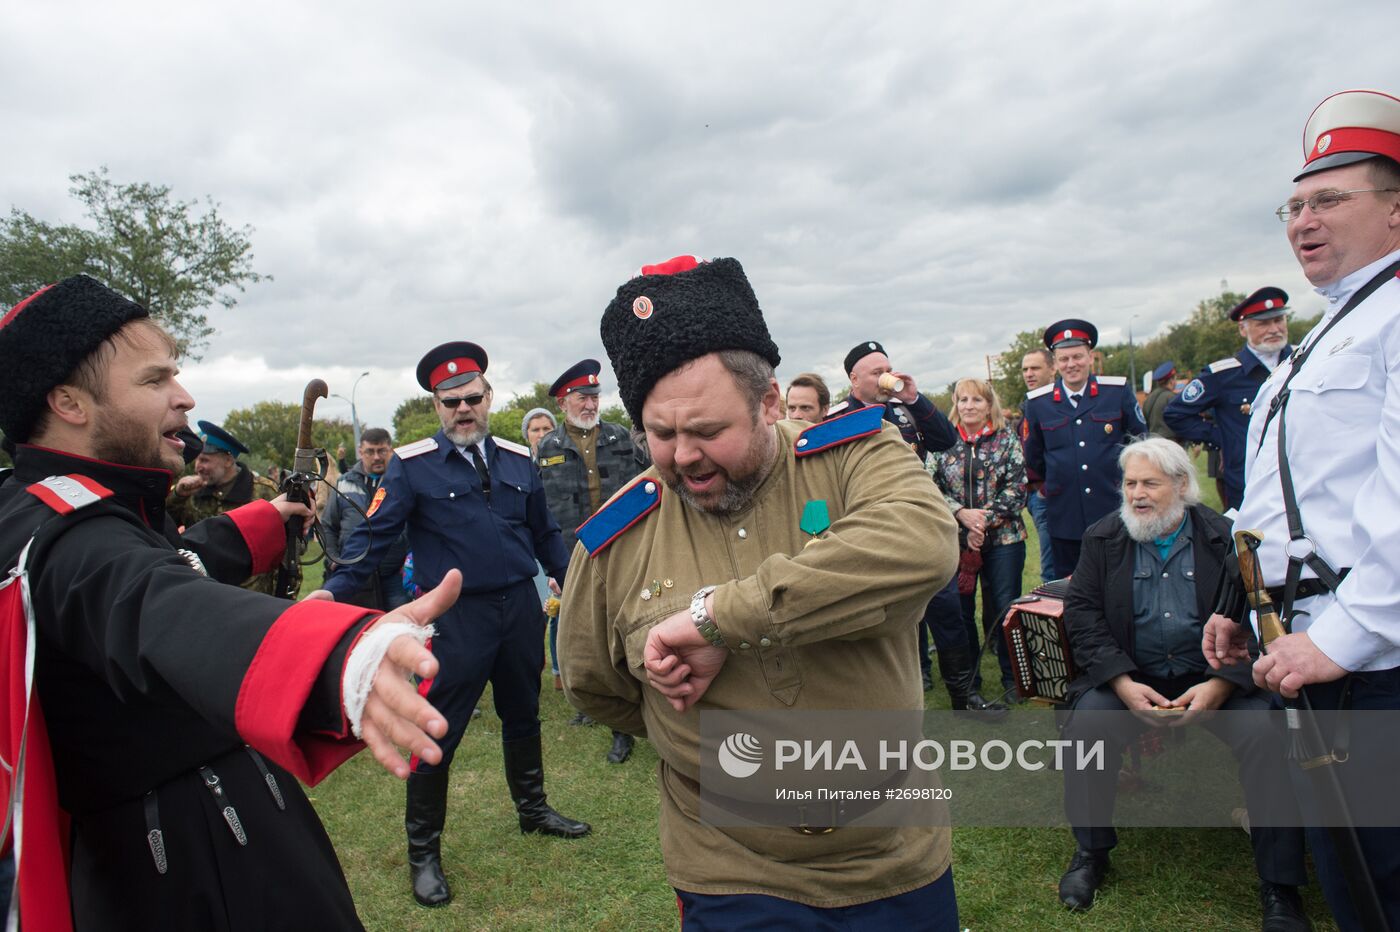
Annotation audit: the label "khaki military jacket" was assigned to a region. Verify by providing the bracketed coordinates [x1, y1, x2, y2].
[559, 418, 957, 906]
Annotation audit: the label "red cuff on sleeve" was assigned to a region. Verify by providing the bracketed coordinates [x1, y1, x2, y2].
[225, 500, 286, 576]
[234, 599, 379, 785]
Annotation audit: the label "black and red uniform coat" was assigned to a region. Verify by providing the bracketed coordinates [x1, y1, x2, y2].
[0, 445, 381, 931]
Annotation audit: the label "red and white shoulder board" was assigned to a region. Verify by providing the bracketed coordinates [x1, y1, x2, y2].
[1096, 375, 1127, 386]
[1026, 384, 1054, 400]
[395, 437, 438, 460]
[25, 474, 113, 514]
[493, 437, 531, 458]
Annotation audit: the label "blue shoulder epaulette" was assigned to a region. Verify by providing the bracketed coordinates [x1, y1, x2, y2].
[794, 404, 884, 458]
[576, 476, 662, 556]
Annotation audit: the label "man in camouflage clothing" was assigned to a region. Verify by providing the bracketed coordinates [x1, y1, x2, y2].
[167, 419, 285, 593]
[535, 358, 648, 758]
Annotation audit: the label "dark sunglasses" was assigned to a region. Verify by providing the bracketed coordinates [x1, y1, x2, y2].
[438, 393, 486, 409]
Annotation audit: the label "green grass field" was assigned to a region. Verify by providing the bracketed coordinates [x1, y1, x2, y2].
[305, 453, 1340, 930]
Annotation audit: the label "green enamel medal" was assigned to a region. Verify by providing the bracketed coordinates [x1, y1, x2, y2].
[800, 500, 830, 542]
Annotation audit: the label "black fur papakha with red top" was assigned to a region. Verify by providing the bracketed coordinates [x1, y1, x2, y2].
[600, 256, 781, 425]
[0, 274, 150, 443]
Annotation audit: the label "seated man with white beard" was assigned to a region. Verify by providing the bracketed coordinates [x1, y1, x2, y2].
[1055, 438, 1309, 931]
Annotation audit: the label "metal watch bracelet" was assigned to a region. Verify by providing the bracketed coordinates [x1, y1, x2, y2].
[690, 585, 725, 647]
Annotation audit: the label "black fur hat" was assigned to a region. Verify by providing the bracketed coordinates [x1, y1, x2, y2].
[0, 275, 150, 443]
[600, 256, 780, 425]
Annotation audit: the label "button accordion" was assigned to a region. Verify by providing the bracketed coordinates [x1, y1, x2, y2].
[1001, 578, 1078, 704]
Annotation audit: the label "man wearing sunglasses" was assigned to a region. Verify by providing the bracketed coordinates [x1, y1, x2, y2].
[321, 341, 590, 911]
[1163, 287, 1294, 511]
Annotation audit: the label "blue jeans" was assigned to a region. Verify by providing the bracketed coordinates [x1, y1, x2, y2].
[960, 541, 1024, 693]
[1026, 491, 1054, 584]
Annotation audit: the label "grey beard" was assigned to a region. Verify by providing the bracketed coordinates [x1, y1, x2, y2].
[444, 423, 488, 448]
[1120, 499, 1187, 543]
[566, 411, 599, 430]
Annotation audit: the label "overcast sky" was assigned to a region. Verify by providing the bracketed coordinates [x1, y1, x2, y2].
[2, 1, 1393, 439]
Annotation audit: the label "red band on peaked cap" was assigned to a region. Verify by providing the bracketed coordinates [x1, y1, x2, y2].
[639, 255, 700, 277]
[1305, 126, 1400, 168]
[1238, 298, 1285, 318]
[554, 373, 599, 398]
[1057, 329, 1091, 343]
[0, 283, 56, 330]
[429, 357, 481, 391]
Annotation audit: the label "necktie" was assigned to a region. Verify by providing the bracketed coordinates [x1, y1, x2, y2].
[470, 448, 492, 501]
[1069, 393, 1081, 408]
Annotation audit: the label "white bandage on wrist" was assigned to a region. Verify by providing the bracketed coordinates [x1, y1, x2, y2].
[342, 621, 435, 739]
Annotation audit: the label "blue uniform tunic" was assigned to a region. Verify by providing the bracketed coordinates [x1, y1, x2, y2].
[326, 430, 571, 769]
[1162, 344, 1291, 510]
[1022, 375, 1147, 575]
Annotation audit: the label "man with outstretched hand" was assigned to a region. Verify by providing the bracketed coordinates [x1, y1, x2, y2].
[0, 275, 457, 931]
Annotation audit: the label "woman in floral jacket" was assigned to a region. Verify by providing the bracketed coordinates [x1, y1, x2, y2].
[928, 378, 1028, 699]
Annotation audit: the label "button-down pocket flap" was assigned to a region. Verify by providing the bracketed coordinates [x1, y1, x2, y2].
[1290, 354, 1369, 394]
[428, 486, 473, 500]
[622, 604, 684, 672]
[1041, 416, 1070, 431]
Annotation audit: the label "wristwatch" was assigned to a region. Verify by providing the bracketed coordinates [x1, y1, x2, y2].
[690, 585, 725, 647]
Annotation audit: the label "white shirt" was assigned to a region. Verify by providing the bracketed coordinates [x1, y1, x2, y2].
[1246, 345, 1283, 372]
[1235, 247, 1400, 671]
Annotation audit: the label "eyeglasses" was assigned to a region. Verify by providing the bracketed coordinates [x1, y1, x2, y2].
[1275, 188, 1399, 222]
[438, 392, 487, 409]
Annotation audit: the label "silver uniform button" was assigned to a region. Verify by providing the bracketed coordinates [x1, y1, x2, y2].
[1084, 488, 1091, 493]
[797, 438, 808, 447]
[1078, 441, 1085, 447]
[644, 482, 656, 494]
[738, 642, 751, 650]
[759, 637, 771, 647]
[737, 528, 748, 539]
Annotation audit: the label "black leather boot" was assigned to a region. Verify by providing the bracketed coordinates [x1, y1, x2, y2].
[405, 770, 452, 907]
[607, 730, 635, 764]
[935, 644, 970, 710]
[1259, 881, 1311, 932]
[502, 735, 592, 838]
[939, 644, 1009, 721]
[1058, 848, 1109, 911]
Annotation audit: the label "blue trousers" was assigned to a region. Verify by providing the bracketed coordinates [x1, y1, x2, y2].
[919, 579, 970, 680]
[677, 867, 958, 931]
[1295, 669, 1400, 932]
[1050, 537, 1083, 581]
[961, 541, 1024, 693]
[1026, 490, 1055, 584]
[411, 578, 545, 773]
